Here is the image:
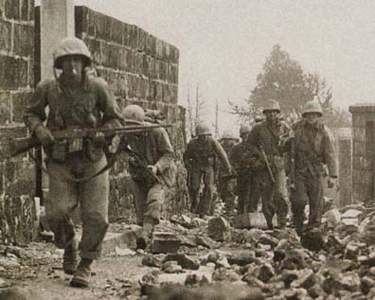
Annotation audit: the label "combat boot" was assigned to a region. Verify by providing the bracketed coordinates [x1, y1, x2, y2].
[70, 258, 93, 288]
[136, 219, 155, 250]
[63, 238, 78, 275]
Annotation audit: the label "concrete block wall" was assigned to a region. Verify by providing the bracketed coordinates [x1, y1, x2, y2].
[336, 128, 352, 207]
[349, 104, 375, 203]
[0, 0, 38, 244]
[75, 6, 187, 222]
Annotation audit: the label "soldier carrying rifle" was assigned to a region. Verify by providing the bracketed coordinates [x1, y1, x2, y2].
[246, 99, 290, 230]
[23, 37, 124, 288]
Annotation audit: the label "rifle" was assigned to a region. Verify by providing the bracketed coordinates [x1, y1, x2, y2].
[122, 144, 161, 184]
[8, 124, 172, 157]
[259, 145, 275, 184]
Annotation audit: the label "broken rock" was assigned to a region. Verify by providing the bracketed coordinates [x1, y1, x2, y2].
[151, 232, 181, 254]
[208, 217, 231, 242]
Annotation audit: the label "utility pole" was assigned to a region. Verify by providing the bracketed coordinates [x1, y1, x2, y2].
[215, 99, 219, 138]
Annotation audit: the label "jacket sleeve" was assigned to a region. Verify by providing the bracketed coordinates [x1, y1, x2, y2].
[212, 138, 232, 173]
[95, 77, 123, 129]
[153, 128, 175, 174]
[323, 126, 338, 178]
[24, 80, 50, 132]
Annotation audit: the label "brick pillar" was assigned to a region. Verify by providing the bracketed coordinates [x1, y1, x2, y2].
[40, 0, 75, 80]
[337, 128, 352, 208]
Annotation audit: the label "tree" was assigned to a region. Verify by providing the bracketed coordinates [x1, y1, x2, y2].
[249, 44, 311, 114]
[230, 44, 350, 128]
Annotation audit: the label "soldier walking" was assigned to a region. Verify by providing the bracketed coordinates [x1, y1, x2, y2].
[24, 37, 123, 287]
[246, 99, 290, 229]
[289, 100, 337, 236]
[183, 123, 232, 217]
[218, 130, 238, 220]
[121, 105, 176, 248]
[230, 124, 261, 214]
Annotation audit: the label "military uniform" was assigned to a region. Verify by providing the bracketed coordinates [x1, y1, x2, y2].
[126, 125, 176, 226]
[218, 133, 237, 219]
[290, 101, 337, 235]
[230, 139, 260, 214]
[246, 100, 290, 229]
[184, 127, 232, 216]
[24, 37, 123, 287]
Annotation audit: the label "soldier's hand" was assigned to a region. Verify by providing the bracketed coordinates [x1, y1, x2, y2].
[35, 125, 55, 146]
[147, 165, 158, 175]
[327, 177, 337, 189]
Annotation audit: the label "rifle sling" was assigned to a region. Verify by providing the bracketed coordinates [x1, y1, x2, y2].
[29, 146, 119, 183]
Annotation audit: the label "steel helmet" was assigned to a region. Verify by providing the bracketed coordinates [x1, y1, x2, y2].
[221, 130, 236, 140]
[239, 124, 251, 136]
[262, 99, 281, 113]
[302, 100, 323, 117]
[195, 123, 211, 136]
[53, 37, 92, 69]
[123, 105, 145, 125]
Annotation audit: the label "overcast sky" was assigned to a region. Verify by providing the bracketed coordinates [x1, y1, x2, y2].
[40, 0, 375, 132]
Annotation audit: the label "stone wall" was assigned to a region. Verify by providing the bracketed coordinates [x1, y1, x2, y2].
[349, 104, 375, 203]
[74, 6, 187, 222]
[0, 0, 38, 244]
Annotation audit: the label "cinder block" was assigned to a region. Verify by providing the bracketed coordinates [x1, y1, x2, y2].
[110, 18, 123, 44]
[151, 232, 181, 254]
[0, 20, 12, 52]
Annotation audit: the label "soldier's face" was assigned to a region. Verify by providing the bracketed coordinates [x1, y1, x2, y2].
[61, 55, 84, 78]
[264, 110, 279, 122]
[304, 113, 320, 125]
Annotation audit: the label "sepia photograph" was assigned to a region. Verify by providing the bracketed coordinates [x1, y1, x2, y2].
[0, 0, 374, 299]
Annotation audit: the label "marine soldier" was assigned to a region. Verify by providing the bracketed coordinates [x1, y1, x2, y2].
[24, 37, 123, 287]
[230, 124, 261, 214]
[183, 123, 232, 217]
[246, 99, 290, 229]
[218, 130, 238, 219]
[289, 100, 338, 236]
[121, 104, 176, 248]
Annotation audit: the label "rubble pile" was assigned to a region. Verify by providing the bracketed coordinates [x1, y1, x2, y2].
[138, 204, 375, 299]
[1, 203, 375, 299]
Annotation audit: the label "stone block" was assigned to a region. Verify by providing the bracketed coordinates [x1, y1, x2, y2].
[20, 0, 33, 21]
[12, 91, 31, 124]
[208, 217, 231, 242]
[110, 17, 123, 45]
[5, 0, 20, 20]
[107, 43, 120, 69]
[234, 212, 269, 229]
[13, 24, 34, 58]
[0, 55, 28, 89]
[163, 253, 199, 270]
[0, 20, 12, 52]
[151, 232, 181, 254]
[0, 91, 11, 125]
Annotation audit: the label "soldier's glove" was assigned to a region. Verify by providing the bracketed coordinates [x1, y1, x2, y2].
[35, 125, 55, 146]
[327, 177, 337, 189]
[147, 165, 158, 175]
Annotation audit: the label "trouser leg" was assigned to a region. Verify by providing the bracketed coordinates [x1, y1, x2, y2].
[236, 175, 248, 215]
[45, 160, 78, 250]
[306, 174, 324, 229]
[143, 183, 165, 225]
[79, 156, 109, 260]
[188, 168, 202, 213]
[259, 171, 275, 229]
[291, 172, 308, 235]
[198, 166, 215, 215]
[274, 169, 289, 227]
[131, 180, 148, 225]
